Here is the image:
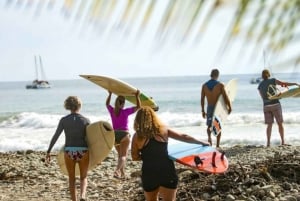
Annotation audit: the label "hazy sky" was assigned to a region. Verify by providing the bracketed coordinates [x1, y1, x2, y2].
[0, 0, 298, 82]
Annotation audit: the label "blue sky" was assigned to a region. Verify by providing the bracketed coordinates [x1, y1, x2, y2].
[0, 0, 298, 81]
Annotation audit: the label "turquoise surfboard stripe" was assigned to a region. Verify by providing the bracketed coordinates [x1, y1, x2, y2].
[168, 143, 215, 159]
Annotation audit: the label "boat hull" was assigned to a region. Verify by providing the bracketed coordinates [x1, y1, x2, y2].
[26, 81, 51, 89]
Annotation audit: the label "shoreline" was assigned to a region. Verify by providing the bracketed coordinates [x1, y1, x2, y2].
[1, 145, 299, 201]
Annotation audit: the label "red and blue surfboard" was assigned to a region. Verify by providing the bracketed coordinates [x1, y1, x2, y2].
[168, 142, 228, 174]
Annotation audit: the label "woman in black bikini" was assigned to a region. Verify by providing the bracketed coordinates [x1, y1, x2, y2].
[131, 106, 209, 201]
[46, 96, 90, 201]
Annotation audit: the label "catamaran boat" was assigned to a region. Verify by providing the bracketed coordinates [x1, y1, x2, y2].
[26, 55, 51, 89]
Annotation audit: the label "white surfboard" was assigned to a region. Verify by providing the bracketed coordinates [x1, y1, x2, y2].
[211, 79, 238, 136]
[80, 74, 159, 111]
[57, 121, 115, 176]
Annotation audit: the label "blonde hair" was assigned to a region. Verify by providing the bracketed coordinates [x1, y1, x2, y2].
[64, 96, 82, 112]
[114, 96, 125, 116]
[262, 69, 270, 80]
[134, 106, 162, 139]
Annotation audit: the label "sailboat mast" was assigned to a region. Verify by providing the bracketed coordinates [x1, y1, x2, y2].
[263, 50, 266, 68]
[39, 55, 47, 81]
[26, 55, 51, 89]
[34, 55, 39, 80]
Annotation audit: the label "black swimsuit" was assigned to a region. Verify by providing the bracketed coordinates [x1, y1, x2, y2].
[114, 130, 129, 144]
[141, 137, 178, 192]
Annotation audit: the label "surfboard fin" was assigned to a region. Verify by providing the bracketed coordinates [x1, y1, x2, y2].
[194, 156, 203, 166]
[221, 151, 225, 161]
[212, 152, 217, 168]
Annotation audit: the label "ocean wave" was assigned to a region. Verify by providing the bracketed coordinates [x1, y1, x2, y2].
[1, 127, 299, 152]
[0, 112, 111, 129]
[0, 112, 59, 128]
[1, 114, 299, 152]
[158, 111, 300, 127]
[1, 111, 299, 129]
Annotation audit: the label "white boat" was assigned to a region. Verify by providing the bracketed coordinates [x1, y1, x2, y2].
[250, 77, 262, 84]
[250, 51, 269, 84]
[26, 56, 51, 89]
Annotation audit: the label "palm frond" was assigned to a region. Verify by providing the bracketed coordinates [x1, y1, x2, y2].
[3, 0, 300, 71]
[181, 0, 205, 41]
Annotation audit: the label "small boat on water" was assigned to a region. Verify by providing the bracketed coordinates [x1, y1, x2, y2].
[250, 77, 262, 84]
[250, 51, 269, 84]
[26, 55, 51, 89]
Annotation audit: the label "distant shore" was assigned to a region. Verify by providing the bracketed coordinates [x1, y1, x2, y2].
[0, 145, 299, 201]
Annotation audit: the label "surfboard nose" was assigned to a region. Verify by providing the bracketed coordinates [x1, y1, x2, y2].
[152, 106, 159, 111]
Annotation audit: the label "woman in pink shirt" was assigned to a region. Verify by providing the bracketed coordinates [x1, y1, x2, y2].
[106, 90, 141, 179]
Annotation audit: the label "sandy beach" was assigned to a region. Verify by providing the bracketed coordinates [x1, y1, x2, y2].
[0, 145, 299, 201]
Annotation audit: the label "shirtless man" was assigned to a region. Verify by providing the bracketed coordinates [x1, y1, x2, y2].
[201, 69, 232, 148]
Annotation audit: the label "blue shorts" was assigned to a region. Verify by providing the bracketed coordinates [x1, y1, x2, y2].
[206, 105, 215, 126]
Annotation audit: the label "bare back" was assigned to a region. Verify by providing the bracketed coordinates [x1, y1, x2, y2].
[201, 82, 224, 105]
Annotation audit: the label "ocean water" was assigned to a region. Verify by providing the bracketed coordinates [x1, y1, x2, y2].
[1, 73, 299, 152]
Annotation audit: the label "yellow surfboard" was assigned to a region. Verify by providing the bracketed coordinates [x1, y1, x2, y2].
[57, 121, 115, 176]
[80, 74, 159, 111]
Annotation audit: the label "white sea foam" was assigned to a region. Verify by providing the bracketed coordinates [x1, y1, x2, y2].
[1, 111, 299, 152]
[2, 111, 299, 129]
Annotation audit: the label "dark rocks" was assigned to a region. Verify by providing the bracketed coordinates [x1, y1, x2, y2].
[0, 145, 299, 200]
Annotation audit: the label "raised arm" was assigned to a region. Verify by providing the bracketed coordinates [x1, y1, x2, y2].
[135, 89, 141, 110]
[106, 91, 112, 106]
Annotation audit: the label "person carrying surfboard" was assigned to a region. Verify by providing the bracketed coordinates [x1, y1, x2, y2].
[258, 69, 300, 147]
[46, 96, 90, 201]
[106, 89, 141, 179]
[201, 69, 232, 148]
[131, 106, 210, 201]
